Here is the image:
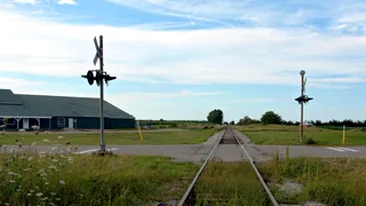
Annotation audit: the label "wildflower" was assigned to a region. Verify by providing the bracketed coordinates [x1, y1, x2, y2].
[4, 203, 9, 206]
[16, 189, 22, 192]
[55, 198, 61, 201]
[41, 197, 48, 201]
[45, 182, 49, 185]
[51, 159, 59, 163]
[9, 180, 15, 183]
[8, 172, 19, 176]
[24, 168, 30, 172]
[20, 156, 26, 159]
[28, 157, 33, 161]
[48, 166, 56, 170]
[37, 169, 45, 174]
[29, 189, 35, 193]
[27, 193, 32, 196]
[36, 192, 43, 197]
[49, 202, 55, 206]
[43, 139, 50, 143]
[51, 192, 56, 196]
[31, 141, 37, 146]
[57, 136, 64, 139]
[59, 180, 65, 185]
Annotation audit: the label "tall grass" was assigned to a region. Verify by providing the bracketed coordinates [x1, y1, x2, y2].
[0, 140, 199, 206]
[258, 157, 366, 205]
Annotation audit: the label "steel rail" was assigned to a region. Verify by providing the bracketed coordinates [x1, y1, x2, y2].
[177, 128, 227, 206]
[233, 130, 280, 206]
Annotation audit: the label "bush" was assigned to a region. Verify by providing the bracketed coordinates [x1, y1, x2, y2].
[304, 137, 316, 145]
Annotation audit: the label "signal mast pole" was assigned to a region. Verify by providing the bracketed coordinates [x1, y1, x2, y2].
[82, 35, 116, 155]
[300, 71, 305, 141]
[99, 35, 105, 154]
[295, 70, 313, 143]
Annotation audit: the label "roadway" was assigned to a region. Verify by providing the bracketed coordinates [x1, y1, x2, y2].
[2, 129, 366, 163]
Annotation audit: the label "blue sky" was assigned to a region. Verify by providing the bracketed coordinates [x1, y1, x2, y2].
[1, 0, 366, 122]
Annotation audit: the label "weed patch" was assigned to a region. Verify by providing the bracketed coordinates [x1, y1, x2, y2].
[258, 157, 366, 206]
[193, 161, 271, 206]
[0, 147, 199, 206]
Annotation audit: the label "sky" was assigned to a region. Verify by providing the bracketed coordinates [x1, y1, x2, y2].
[0, 0, 365, 122]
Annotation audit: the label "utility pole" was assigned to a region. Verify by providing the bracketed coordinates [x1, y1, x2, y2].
[82, 35, 116, 155]
[295, 70, 313, 142]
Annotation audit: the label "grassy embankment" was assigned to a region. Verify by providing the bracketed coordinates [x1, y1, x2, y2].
[0, 148, 365, 205]
[236, 124, 366, 145]
[0, 128, 221, 145]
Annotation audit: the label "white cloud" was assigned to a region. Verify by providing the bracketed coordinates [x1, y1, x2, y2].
[57, 0, 76, 5]
[0, 78, 47, 90]
[12, 0, 37, 4]
[125, 21, 197, 30]
[107, 90, 221, 102]
[1, 7, 366, 88]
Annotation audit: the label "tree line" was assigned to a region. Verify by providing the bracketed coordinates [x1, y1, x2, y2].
[207, 109, 366, 127]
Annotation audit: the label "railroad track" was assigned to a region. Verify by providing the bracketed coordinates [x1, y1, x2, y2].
[177, 127, 279, 206]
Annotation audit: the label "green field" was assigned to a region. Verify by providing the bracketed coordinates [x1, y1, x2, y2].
[1, 151, 365, 206]
[236, 124, 366, 145]
[0, 128, 220, 145]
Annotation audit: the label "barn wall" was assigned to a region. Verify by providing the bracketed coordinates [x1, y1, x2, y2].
[1, 117, 136, 130]
[104, 118, 135, 129]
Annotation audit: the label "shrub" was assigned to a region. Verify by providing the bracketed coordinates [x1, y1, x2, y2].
[304, 137, 316, 145]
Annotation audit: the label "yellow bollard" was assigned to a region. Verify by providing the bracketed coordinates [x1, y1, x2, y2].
[136, 120, 144, 143]
[342, 125, 346, 144]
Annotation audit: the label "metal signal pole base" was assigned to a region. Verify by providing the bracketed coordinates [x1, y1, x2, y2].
[99, 144, 106, 155]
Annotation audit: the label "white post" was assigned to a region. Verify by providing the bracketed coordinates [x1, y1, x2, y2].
[36, 118, 40, 127]
[15, 118, 21, 130]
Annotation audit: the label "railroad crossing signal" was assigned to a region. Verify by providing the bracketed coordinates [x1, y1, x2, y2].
[93, 36, 102, 66]
[81, 70, 117, 86]
[295, 70, 313, 142]
[81, 35, 117, 155]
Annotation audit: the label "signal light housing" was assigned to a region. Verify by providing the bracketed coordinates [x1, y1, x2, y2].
[82, 70, 116, 86]
[295, 95, 313, 104]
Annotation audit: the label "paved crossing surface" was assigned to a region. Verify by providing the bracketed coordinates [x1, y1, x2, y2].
[324, 147, 359, 152]
[2, 130, 366, 163]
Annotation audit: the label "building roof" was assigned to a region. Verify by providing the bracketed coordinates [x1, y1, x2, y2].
[0, 89, 135, 119]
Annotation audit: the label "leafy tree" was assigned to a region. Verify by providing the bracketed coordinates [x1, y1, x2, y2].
[260, 111, 282, 125]
[229, 121, 235, 125]
[223, 121, 228, 125]
[237, 115, 260, 125]
[207, 109, 223, 125]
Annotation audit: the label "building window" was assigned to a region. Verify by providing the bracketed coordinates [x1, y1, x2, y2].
[57, 118, 65, 128]
[1, 118, 15, 126]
